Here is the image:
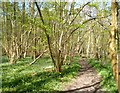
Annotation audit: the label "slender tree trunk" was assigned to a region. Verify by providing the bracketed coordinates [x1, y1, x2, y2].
[30, 2, 36, 60]
[9, 2, 17, 64]
[20, 1, 25, 58]
[35, 2, 56, 69]
[87, 30, 91, 58]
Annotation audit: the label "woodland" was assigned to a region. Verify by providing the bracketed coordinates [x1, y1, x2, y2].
[0, 0, 120, 92]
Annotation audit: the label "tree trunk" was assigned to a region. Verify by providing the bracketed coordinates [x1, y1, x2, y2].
[87, 30, 91, 58]
[117, 2, 120, 93]
[110, 0, 118, 87]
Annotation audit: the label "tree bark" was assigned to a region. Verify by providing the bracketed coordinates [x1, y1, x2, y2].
[110, 0, 118, 87]
[117, 2, 120, 93]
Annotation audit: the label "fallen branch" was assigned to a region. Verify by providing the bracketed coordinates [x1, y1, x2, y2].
[62, 81, 101, 92]
[15, 49, 48, 72]
[29, 49, 48, 66]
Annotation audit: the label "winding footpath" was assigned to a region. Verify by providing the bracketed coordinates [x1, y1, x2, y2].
[63, 59, 104, 93]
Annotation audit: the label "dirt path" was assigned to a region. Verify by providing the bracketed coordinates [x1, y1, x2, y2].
[63, 59, 103, 93]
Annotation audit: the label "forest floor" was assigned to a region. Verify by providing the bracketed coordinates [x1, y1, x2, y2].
[63, 59, 103, 93]
[2, 56, 117, 92]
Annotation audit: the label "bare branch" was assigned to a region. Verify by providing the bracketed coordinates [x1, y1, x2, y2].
[70, 2, 90, 25]
[64, 17, 96, 43]
[35, 2, 44, 24]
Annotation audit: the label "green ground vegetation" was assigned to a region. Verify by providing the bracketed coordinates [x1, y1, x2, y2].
[1, 56, 80, 92]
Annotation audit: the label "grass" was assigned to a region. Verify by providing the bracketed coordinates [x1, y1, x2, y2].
[88, 59, 118, 93]
[1, 56, 80, 92]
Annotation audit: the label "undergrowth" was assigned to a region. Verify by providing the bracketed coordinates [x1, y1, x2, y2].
[88, 59, 118, 93]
